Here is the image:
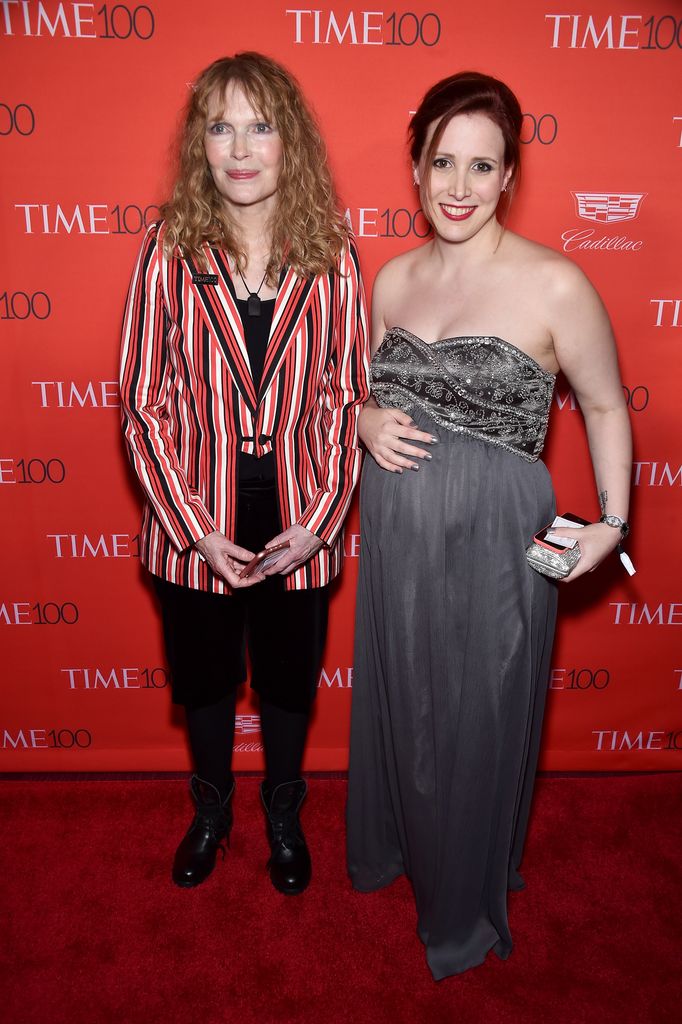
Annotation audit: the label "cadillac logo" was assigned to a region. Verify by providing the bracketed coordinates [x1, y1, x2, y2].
[235, 714, 261, 735]
[572, 192, 647, 224]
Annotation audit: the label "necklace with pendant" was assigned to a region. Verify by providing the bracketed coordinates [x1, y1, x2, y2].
[236, 266, 269, 317]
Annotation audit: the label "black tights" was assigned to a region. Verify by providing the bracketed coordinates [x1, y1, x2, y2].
[259, 699, 311, 799]
[185, 692, 311, 801]
[186, 693, 237, 801]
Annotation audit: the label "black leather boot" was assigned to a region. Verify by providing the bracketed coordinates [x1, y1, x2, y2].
[261, 779, 311, 895]
[172, 775, 234, 888]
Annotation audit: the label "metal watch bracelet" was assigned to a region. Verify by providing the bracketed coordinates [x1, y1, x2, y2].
[599, 514, 630, 538]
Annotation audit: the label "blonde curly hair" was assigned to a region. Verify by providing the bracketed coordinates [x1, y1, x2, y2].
[162, 52, 348, 282]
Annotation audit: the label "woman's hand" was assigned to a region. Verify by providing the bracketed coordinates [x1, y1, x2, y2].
[262, 524, 323, 576]
[194, 531, 264, 588]
[550, 523, 622, 583]
[359, 402, 436, 472]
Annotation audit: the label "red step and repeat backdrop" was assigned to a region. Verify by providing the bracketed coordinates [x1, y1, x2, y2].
[1, 1, 680, 771]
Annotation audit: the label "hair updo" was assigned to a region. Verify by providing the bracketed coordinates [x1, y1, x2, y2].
[409, 71, 523, 203]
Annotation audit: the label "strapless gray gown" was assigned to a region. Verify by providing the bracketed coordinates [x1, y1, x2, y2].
[347, 328, 558, 980]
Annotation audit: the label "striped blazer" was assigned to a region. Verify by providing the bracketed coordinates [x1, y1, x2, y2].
[120, 222, 369, 593]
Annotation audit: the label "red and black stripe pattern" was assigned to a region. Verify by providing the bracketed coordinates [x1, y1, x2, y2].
[120, 223, 369, 593]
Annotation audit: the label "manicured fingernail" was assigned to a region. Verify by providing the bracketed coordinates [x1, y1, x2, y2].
[430, 437, 438, 444]
[424, 453, 433, 461]
[411, 464, 420, 471]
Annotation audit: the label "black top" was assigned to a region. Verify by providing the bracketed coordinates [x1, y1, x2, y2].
[236, 297, 276, 484]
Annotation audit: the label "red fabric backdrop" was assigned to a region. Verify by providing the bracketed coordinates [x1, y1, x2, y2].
[1, 0, 681, 770]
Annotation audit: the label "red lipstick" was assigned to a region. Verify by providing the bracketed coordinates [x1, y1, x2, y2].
[440, 204, 476, 222]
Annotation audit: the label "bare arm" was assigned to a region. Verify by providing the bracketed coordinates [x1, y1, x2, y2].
[358, 261, 436, 472]
[548, 261, 632, 580]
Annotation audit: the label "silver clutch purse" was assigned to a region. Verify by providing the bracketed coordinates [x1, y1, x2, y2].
[525, 541, 581, 580]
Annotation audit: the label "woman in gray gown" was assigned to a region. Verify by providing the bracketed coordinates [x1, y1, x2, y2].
[346, 72, 632, 980]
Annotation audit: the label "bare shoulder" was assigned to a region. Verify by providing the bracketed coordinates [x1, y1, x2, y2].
[372, 246, 424, 301]
[505, 231, 599, 302]
[369, 246, 427, 347]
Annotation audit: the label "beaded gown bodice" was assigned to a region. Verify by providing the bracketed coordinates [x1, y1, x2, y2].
[371, 327, 556, 462]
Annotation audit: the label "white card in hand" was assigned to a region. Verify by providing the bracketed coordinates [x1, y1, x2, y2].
[545, 515, 585, 549]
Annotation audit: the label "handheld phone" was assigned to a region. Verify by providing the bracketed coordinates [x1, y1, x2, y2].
[533, 525, 570, 553]
[535, 512, 590, 552]
[558, 513, 590, 528]
[240, 541, 290, 579]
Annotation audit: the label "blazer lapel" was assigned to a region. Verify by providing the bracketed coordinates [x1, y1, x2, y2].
[180, 250, 318, 409]
[181, 248, 258, 412]
[258, 266, 318, 400]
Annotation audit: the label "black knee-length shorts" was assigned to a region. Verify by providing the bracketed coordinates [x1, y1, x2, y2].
[151, 480, 329, 713]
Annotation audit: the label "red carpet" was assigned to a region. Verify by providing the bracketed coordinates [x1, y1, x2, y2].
[1, 774, 680, 1024]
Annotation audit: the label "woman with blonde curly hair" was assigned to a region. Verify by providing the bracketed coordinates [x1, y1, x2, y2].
[120, 52, 369, 894]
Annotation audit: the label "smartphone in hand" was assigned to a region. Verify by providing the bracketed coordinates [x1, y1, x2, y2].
[540, 512, 590, 550]
[533, 526, 572, 553]
[239, 541, 290, 579]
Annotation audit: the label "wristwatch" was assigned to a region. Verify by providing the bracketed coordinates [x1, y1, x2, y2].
[599, 514, 630, 539]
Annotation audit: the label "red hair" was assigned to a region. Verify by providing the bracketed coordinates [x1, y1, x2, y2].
[409, 71, 523, 202]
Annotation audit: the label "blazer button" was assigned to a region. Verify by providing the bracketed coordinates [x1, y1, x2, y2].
[258, 433, 271, 444]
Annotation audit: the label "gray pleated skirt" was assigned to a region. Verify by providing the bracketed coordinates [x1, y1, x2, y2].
[347, 417, 558, 980]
